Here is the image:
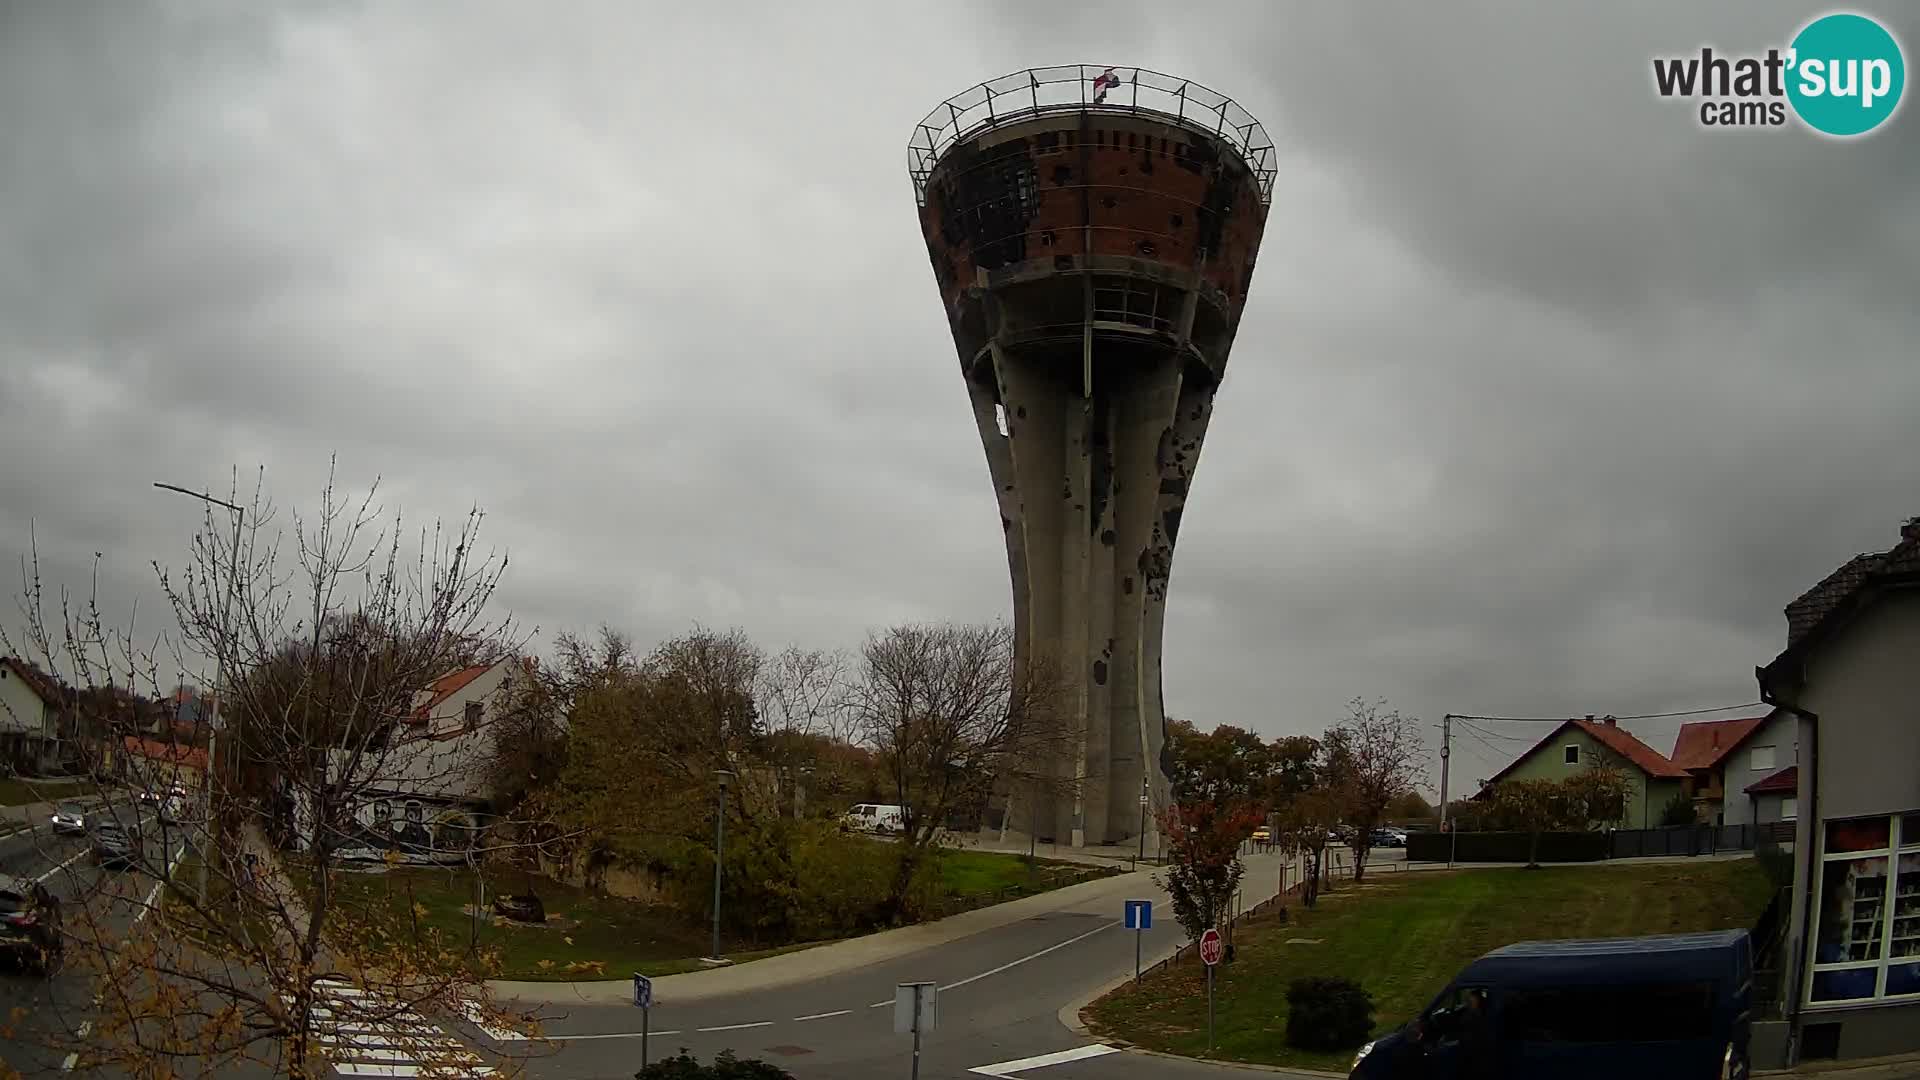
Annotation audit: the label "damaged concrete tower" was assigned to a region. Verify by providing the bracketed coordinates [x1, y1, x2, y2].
[908, 66, 1273, 847]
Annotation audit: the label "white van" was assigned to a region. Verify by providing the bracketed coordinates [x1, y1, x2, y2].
[843, 804, 905, 835]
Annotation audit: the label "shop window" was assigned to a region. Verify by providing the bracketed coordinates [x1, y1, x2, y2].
[1808, 813, 1920, 1004]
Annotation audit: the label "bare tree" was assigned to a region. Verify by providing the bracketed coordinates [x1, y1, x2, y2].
[755, 645, 852, 743]
[845, 622, 1073, 920]
[1323, 697, 1428, 883]
[2, 464, 550, 1078]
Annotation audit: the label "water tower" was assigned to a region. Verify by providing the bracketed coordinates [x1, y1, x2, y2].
[908, 65, 1274, 847]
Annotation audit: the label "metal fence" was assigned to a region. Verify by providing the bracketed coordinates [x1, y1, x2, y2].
[907, 64, 1277, 206]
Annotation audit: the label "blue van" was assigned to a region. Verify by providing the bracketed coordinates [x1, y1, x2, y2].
[1349, 929, 1752, 1079]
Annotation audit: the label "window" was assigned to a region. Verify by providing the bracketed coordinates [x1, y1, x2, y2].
[1564, 744, 1580, 765]
[463, 701, 483, 731]
[1750, 745, 1776, 771]
[1808, 812, 1920, 1004]
[1782, 797, 1798, 820]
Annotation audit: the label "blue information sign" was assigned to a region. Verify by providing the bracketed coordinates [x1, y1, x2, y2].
[632, 972, 653, 1009]
[1124, 898, 1152, 930]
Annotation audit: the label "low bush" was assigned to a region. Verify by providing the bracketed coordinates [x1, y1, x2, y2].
[635, 1051, 794, 1079]
[1405, 830, 1609, 863]
[1284, 976, 1374, 1051]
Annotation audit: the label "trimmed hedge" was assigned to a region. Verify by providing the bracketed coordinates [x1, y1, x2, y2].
[636, 1052, 794, 1079]
[1285, 976, 1374, 1050]
[1406, 830, 1609, 863]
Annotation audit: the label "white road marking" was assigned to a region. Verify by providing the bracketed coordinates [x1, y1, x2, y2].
[550, 1029, 683, 1040]
[696, 1020, 774, 1032]
[286, 980, 494, 1077]
[867, 919, 1121, 1008]
[794, 1009, 852, 1021]
[938, 920, 1120, 993]
[34, 848, 89, 884]
[456, 997, 526, 1042]
[968, 1044, 1121, 1076]
[130, 845, 187, 927]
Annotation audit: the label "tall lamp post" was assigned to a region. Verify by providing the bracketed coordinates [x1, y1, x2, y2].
[153, 482, 244, 904]
[710, 769, 735, 962]
[1137, 776, 1149, 869]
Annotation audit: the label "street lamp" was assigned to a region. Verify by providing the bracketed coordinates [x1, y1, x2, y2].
[1137, 776, 1149, 870]
[710, 769, 735, 962]
[154, 482, 244, 904]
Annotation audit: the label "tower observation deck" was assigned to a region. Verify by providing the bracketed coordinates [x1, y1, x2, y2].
[908, 66, 1274, 848]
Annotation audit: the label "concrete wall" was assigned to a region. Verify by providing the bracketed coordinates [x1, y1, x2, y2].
[1800, 597, 1920, 823]
[1495, 725, 1669, 829]
[918, 104, 1269, 847]
[1780, 593, 1920, 1063]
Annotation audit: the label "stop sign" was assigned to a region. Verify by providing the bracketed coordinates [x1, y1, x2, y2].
[1198, 927, 1224, 966]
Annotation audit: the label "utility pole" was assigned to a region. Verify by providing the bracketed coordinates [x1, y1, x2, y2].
[154, 482, 243, 904]
[1439, 713, 1455, 869]
[710, 769, 735, 962]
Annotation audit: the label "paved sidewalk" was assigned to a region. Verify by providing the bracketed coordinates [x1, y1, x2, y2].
[493, 849, 1301, 1007]
[1759, 1051, 1920, 1078]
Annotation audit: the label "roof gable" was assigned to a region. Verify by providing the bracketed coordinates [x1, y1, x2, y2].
[410, 661, 505, 721]
[0, 657, 65, 706]
[1482, 718, 1687, 788]
[1763, 522, 1920, 698]
[1669, 716, 1768, 771]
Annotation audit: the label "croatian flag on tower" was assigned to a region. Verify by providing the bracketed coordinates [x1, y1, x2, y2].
[1092, 67, 1123, 103]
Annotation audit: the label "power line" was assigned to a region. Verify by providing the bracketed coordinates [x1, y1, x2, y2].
[1447, 701, 1764, 724]
[1453, 719, 1535, 745]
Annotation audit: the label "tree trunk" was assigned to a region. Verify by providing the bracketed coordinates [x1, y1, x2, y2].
[1527, 829, 1541, 869]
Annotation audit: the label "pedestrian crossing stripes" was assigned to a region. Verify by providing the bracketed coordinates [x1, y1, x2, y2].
[286, 978, 494, 1078]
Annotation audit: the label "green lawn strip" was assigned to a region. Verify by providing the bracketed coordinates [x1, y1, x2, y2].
[0, 777, 90, 806]
[934, 848, 1111, 901]
[316, 847, 1109, 983]
[1085, 859, 1774, 1072]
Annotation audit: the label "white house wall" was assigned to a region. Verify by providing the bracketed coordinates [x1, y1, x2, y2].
[1723, 709, 1800, 829]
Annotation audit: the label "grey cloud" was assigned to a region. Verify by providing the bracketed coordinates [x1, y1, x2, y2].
[4, 2, 1917, 795]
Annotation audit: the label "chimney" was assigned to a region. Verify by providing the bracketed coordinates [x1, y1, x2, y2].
[1902, 516, 1920, 544]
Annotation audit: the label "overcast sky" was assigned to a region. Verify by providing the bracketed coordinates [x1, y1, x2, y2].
[3, 1, 1916, 793]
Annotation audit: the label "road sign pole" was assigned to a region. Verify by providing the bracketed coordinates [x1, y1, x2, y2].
[910, 990, 922, 1080]
[642, 1004, 650, 1070]
[1135, 929, 1141, 985]
[1207, 963, 1216, 1051]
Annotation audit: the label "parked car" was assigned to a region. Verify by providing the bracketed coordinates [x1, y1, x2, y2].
[1349, 929, 1751, 1079]
[0, 874, 64, 975]
[48, 803, 87, 835]
[1371, 827, 1408, 848]
[89, 819, 136, 869]
[841, 804, 906, 835]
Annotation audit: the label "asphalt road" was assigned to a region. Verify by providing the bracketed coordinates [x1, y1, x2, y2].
[493, 851, 1332, 1080]
[0, 806, 196, 1077]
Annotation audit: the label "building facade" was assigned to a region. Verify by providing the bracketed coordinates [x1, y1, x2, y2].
[1758, 518, 1920, 1065]
[1479, 717, 1690, 830]
[0, 658, 63, 774]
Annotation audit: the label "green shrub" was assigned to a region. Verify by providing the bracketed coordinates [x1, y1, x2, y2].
[635, 1050, 794, 1079]
[1658, 791, 1698, 827]
[1285, 976, 1374, 1051]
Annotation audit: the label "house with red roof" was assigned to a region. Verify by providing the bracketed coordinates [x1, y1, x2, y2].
[1477, 715, 1692, 829]
[294, 656, 536, 863]
[1669, 710, 1798, 829]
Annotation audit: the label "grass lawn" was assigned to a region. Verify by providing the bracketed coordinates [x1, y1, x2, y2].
[0, 777, 90, 806]
[322, 847, 1106, 982]
[1085, 858, 1775, 1072]
[931, 847, 1111, 901]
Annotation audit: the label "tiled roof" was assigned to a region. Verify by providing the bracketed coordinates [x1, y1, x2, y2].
[121, 736, 208, 772]
[1744, 765, 1798, 796]
[1763, 523, 1920, 694]
[1482, 718, 1688, 788]
[1670, 717, 1768, 771]
[1785, 552, 1887, 645]
[1572, 719, 1690, 779]
[410, 663, 496, 721]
